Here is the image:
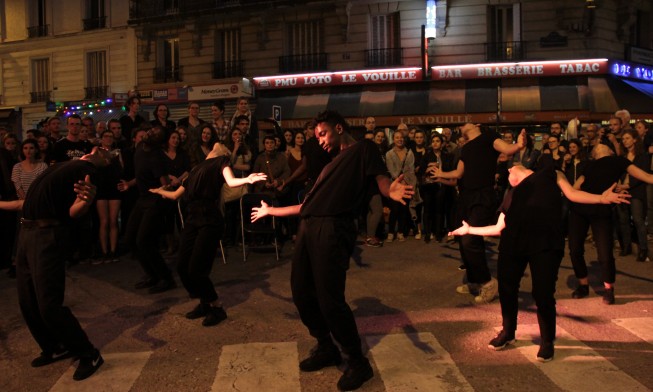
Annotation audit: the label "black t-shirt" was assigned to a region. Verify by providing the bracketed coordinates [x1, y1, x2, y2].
[301, 139, 387, 218]
[183, 156, 229, 203]
[134, 145, 168, 197]
[572, 155, 631, 217]
[304, 137, 335, 182]
[23, 160, 96, 222]
[498, 161, 563, 255]
[459, 131, 499, 191]
[52, 138, 93, 163]
[120, 114, 147, 141]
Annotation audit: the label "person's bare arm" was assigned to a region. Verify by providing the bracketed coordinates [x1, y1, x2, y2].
[431, 159, 465, 180]
[70, 175, 96, 218]
[627, 164, 653, 184]
[494, 129, 526, 155]
[251, 201, 301, 222]
[223, 166, 267, 187]
[556, 171, 630, 204]
[449, 213, 506, 237]
[376, 174, 414, 205]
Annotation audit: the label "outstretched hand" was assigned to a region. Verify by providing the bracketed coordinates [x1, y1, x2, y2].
[516, 129, 527, 149]
[389, 174, 414, 205]
[251, 200, 270, 223]
[74, 175, 96, 203]
[449, 220, 470, 236]
[248, 172, 267, 184]
[601, 183, 631, 204]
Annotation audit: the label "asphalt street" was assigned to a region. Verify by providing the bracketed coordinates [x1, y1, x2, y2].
[1, 237, 652, 391]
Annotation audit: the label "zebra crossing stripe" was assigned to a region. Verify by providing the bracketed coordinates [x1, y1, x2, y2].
[49, 351, 152, 392]
[612, 317, 653, 345]
[366, 332, 474, 392]
[212, 342, 300, 392]
[511, 324, 650, 391]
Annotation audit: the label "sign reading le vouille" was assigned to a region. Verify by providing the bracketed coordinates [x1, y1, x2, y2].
[431, 59, 609, 80]
[254, 68, 423, 90]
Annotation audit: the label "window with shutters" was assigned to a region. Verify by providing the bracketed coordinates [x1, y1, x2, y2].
[30, 58, 50, 103]
[155, 38, 181, 82]
[487, 4, 524, 61]
[214, 29, 243, 79]
[367, 12, 402, 67]
[84, 0, 106, 30]
[27, 0, 49, 38]
[280, 20, 326, 73]
[85, 51, 108, 99]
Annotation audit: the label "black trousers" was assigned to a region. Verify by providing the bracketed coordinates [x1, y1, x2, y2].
[421, 184, 446, 239]
[16, 225, 95, 357]
[291, 217, 362, 357]
[125, 197, 172, 282]
[498, 249, 562, 343]
[177, 217, 222, 303]
[458, 187, 496, 284]
[568, 209, 616, 284]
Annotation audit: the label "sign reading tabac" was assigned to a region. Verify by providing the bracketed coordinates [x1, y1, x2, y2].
[431, 59, 609, 80]
[254, 68, 423, 90]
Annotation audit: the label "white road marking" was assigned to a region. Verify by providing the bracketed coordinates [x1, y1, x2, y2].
[511, 324, 650, 392]
[612, 317, 653, 345]
[49, 351, 152, 392]
[367, 332, 474, 392]
[212, 342, 300, 392]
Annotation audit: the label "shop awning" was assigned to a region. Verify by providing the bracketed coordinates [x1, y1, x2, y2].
[255, 76, 653, 128]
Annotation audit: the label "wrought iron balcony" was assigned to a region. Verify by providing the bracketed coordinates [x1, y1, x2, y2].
[129, 0, 259, 21]
[213, 60, 244, 79]
[27, 25, 49, 38]
[279, 53, 327, 74]
[365, 48, 403, 68]
[154, 66, 182, 83]
[30, 91, 51, 103]
[83, 16, 107, 31]
[84, 86, 109, 100]
[485, 41, 527, 62]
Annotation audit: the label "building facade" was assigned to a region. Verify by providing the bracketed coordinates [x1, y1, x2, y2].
[0, 0, 137, 133]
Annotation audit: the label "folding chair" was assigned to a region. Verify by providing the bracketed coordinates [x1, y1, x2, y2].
[177, 200, 227, 264]
[240, 193, 280, 262]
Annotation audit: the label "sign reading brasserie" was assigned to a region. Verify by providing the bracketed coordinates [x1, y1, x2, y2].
[431, 59, 610, 80]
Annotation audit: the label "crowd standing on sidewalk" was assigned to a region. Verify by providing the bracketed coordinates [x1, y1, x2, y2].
[1, 102, 653, 389]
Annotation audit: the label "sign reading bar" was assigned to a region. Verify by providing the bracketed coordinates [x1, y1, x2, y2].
[254, 68, 423, 90]
[431, 59, 609, 80]
[610, 60, 653, 82]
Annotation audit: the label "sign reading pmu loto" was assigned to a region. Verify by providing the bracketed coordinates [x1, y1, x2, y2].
[254, 68, 423, 90]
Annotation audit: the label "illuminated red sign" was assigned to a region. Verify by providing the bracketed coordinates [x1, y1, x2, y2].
[254, 68, 423, 89]
[431, 59, 609, 80]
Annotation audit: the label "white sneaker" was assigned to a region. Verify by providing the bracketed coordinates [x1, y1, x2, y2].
[415, 232, 422, 240]
[386, 233, 394, 242]
[397, 233, 405, 242]
[474, 278, 498, 304]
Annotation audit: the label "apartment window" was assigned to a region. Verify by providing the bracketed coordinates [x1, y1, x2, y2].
[156, 38, 181, 82]
[367, 13, 402, 67]
[30, 58, 50, 103]
[213, 29, 242, 79]
[280, 21, 326, 73]
[487, 4, 524, 61]
[84, 0, 106, 30]
[164, 0, 179, 14]
[28, 0, 49, 38]
[85, 51, 108, 99]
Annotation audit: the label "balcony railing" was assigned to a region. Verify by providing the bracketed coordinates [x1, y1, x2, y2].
[30, 91, 51, 103]
[279, 53, 327, 74]
[84, 86, 109, 100]
[27, 25, 49, 38]
[212, 60, 244, 79]
[154, 66, 182, 83]
[129, 0, 251, 21]
[485, 41, 527, 62]
[365, 48, 404, 68]
[83, 16, 107, 31]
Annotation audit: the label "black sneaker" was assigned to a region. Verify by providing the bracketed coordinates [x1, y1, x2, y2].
[488, 330, 515, 351]
[73, 350, 104, 381]
[571, 284, 589, 299]
[31, 348, 73, 367]
[202, 306, 228, 327]
[337, 357, 373, 391]
[185, 303, 210, 320]
[602, 288, 615, 305]
[148, 279, 177, 294]
[536, 342, 554, 362]
[299, 343, 342, 372]
[134, 278, 158, 289]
